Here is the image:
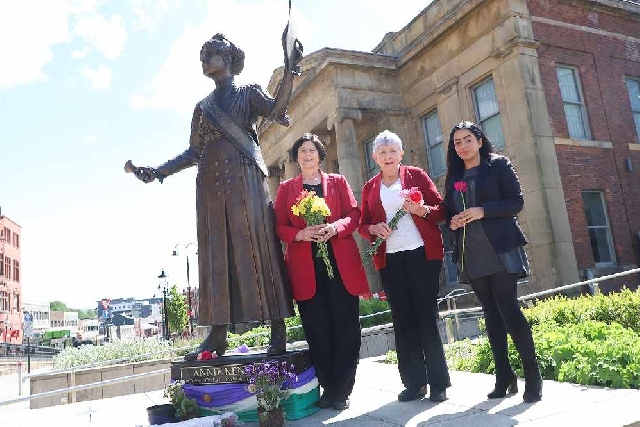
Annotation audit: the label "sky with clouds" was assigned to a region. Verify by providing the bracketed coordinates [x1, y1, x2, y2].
[1, 0, 431, 309]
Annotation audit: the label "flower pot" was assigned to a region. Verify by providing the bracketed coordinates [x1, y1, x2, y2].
[257, 406, 285, 427]
[146, 404, 176, 425]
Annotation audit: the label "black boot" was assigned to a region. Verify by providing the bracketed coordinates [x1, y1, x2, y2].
[522, 361, 543, 403]
[487, 376, 518, 399]
[184, 325, 228, 361]
[266, 319, 287, 356]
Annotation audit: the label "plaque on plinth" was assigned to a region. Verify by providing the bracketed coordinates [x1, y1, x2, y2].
[171, 349, 312, 384]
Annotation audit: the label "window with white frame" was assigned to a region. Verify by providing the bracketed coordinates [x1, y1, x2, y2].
[625, 77, 640, 143]
[364, 138, 380, 179]
[422, 111, 446, 178]
[582, 191, 616, 266]
[557, 66, 591, 140]
[473, 78, 506, 149]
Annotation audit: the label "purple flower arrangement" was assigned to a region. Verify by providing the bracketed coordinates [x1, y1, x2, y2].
[245, 360, 298, 412]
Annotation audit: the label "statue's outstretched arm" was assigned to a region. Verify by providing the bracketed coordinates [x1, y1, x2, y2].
[154, 107, 205, 182]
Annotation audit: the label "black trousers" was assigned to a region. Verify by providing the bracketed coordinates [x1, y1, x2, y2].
[469, 272, 540, 383]
[379, 247, 450, 391]
[297, 258, 361, 401]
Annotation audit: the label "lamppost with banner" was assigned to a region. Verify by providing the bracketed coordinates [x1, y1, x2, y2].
[22, 311, 33, 373]
[172, 243, 196, 335]
[158, 269, 170, 341]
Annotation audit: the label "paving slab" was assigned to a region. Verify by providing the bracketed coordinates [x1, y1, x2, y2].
[1, 356, 640, 426]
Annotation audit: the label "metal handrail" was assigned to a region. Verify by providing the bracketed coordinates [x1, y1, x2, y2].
[2, 368, 169, 407]
[440, 267, 640, 318]
[17, 344, 193, 395]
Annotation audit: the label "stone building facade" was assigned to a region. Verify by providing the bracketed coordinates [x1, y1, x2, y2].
[258, 0, 640, 296]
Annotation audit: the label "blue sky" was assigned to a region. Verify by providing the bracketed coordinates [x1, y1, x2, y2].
[1, 0, 431, 309]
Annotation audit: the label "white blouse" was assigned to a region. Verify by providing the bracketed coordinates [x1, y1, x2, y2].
[379, 179, 424, 254]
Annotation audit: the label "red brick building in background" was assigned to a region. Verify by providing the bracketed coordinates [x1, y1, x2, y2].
[531, 0, 640, 289]
[0, 211, 22, 344]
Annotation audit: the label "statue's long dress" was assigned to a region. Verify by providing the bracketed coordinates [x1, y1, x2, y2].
[160, 78, 293, 326]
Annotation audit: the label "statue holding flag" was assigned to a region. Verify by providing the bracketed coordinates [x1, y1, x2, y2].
[125, 22, 303, 361]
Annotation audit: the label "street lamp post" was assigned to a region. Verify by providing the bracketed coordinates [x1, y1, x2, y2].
[173, 243, 196, 335]
[158, 269, 170, 341]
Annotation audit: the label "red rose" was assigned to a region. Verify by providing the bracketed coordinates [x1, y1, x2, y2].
[454, 181, 468, 193]
[400, 187, 423, 204]
[197, 350, 213, 361]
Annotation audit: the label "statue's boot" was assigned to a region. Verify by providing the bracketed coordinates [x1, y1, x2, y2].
[184, 325, 228, 361]
[266, 319, 287, 356]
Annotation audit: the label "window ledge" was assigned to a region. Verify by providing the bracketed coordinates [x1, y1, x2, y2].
[555, 138, 613, 149]
[628, 143, 640, 151]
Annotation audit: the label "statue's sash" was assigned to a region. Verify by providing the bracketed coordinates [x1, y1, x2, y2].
[199, 94, 269, 177]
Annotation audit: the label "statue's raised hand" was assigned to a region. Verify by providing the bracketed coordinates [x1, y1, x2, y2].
[134, 167, 158, 183]
[282, 23, 303, 75]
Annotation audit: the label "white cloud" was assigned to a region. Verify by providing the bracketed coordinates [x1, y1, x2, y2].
[129, 0, 311, 114]
[129, 0, 181, 32]
[0, 1, 73, 89]
[71, 47, 92, 59]
[84, 134, 98, 144]
[73, 13, 128, 59]
[80, 64, 112, 90]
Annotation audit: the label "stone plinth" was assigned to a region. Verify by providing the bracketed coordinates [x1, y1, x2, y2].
[171, 349, 312, 384]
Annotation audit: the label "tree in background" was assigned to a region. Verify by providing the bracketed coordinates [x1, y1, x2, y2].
[50, 301, 97, 319]
[166, 285, 188, 334]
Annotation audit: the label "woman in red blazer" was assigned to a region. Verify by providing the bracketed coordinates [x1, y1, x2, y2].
[359, 130, 450, 403]
[274, 133, 369, 411]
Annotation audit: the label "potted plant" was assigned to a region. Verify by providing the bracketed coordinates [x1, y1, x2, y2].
[164, 380, 200, 421]
[245, 360, 298, 427]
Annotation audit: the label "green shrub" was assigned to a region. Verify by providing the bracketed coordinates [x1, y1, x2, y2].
[525, 288, 640, 333]
[359, 298, 392, 328]
[443, 321, 640, 389]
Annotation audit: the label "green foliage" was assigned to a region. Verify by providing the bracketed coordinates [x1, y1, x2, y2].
[52, 338, 176, 369]
[167, 285, 188, 333]
[359, 298, 392, 328]
[50, 301, 70, 312]
[164, 381, 199, 419]
[383, 350, 398, 364]
[524, 288, 640, 334]
[442, 289, 640, 389]
[50, 301, 97, 319]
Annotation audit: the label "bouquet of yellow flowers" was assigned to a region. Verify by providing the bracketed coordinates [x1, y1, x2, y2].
[291, 190, 334, 279]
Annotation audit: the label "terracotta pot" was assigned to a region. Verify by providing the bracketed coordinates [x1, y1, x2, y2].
[146, 404, 176, 425]
[257, 406, 285, 427]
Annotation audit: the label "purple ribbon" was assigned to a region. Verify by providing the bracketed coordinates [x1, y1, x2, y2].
[183, 366, 316, 407]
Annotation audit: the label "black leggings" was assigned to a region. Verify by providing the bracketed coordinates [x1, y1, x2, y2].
[470, 272, 539, 382]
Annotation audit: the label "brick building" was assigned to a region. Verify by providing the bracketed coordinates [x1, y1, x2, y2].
[258, 0, 640, 295]
[0, 211, 22, 343]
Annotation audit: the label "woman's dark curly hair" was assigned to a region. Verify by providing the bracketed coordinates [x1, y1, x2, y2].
[290, 133, 327, 162]
[445, 121, 494, 185]
[200, 33, 245, 76]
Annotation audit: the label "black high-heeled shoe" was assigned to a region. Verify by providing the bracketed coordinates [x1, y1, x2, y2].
[487, 377, 518, 399]
[523, 377, 543, 403]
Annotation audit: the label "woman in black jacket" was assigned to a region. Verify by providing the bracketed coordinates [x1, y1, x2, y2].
[443, 121, 542, 403]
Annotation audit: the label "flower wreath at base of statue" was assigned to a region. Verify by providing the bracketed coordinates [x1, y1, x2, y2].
[245, 360, 298, 427]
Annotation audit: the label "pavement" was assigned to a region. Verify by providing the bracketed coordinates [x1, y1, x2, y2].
[1, 356, 640, 426]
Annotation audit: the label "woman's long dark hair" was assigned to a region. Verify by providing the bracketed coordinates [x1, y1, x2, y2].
[445, 121, 495, 187]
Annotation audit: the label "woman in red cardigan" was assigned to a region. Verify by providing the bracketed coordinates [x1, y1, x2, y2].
[359, 130, 450, 402]
[274, 133, 369, 411]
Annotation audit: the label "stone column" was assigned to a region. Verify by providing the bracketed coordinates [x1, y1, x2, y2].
[330, 107, 382, 292]
[266, 167, 282, 201]
[283, 160, 299, 180]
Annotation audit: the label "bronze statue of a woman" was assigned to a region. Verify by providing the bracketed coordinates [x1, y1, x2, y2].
[126, 30, 302, 361]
